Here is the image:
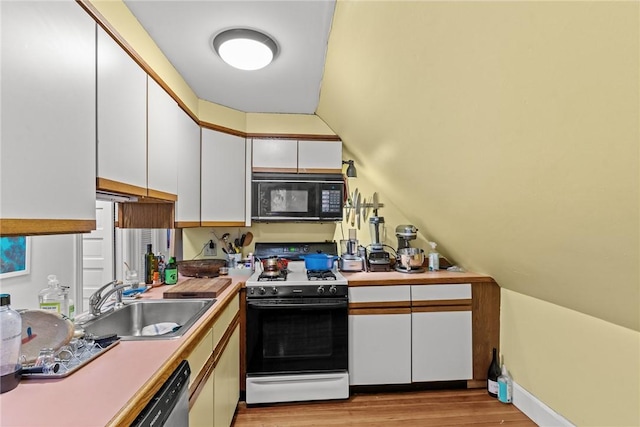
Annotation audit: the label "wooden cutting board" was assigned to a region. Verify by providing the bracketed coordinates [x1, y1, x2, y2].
[163, 277, 232, 299]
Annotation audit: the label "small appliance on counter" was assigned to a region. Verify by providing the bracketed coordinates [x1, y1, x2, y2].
[339, 229, 365, 272]
[395, 224, 425, 273]
[367, 216, 391, 271]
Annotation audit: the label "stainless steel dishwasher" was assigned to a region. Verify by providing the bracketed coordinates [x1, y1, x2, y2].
[132, 360, 191, 427]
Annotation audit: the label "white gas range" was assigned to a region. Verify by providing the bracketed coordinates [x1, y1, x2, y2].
[244, 242, 349, 405]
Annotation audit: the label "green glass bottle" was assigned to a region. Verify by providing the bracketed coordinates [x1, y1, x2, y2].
[144, 244, 156, 285]
[164, 257, 178, 285]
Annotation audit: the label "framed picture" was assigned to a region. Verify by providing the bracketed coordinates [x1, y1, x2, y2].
[0, 236, 30, 278]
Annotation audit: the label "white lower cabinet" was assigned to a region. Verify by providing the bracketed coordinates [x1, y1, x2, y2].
[411, 284, 473, 382]
[411, 310, 473, 382]
[348, 286, 411, 385]
[349, 284, 474, 386]
[349, 313, 411, 385]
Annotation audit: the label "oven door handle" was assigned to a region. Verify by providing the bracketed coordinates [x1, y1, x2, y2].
[247, 300, 348, 310]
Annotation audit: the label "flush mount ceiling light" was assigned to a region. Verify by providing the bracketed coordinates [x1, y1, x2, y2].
[212, 28, 278, 71]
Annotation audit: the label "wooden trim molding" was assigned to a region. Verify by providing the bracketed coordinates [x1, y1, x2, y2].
[200, 121, 246, 138]
[147, 188, 178, 202]
[200, 221, 246, 227]
[349, 301, 411, 310]
[349, 307, 411, 316]
[297, 168, 342, 174]
[0, 219, 96, 236]
[411, 305, 472, 313]
[248, 133, 341, 141]
[174, 221, 201, 228]
[411, 299, 473, 308]
[252, 167, 299, 174]
[97, 177, 147, 198]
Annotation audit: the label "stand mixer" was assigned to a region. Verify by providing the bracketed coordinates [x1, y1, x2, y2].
[395, 224, 425, 273]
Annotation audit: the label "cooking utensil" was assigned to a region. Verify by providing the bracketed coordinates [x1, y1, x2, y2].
[240, 234, 246, 247]
[396, 247, 425, 270]
[243, 232, 254, 247]
[372, 192, 379, 215]
[355, 192, 361, 229]
[20, 310, 74, 364]
[261, 257, 288, 271]
[363, 196, 370, 221]
[351, 189, 358, 226]
[301, 253, 339, 270]
[177, 259, 227, 278]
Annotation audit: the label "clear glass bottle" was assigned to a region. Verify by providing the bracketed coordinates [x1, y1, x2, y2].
[39, 274, 65, 314]
[0, 294, 22, 393]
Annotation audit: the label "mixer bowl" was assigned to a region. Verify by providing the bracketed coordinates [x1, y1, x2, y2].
[397, 247, 425, 269]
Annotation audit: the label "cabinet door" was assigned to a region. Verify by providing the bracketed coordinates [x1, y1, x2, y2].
[349, 313, 411, 385]
[190, 369, 214, 427]
[0, 1, 96, 234]
[411, 310, 473, 382]
[201, 129, 246, 225]
[298, 140, 342, 173]
[147, 79, 178, 199]
[96, 26, 147, 196]
[175, 111, 201, 226]
[214, 326, 240, 427]
[252, 139, 298, 172]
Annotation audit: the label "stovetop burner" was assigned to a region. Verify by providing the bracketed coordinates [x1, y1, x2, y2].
[307, 270, 336, 281]
[258, 270, 288, 281]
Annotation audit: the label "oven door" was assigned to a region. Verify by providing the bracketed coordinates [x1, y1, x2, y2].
[246, 297, 348, 375]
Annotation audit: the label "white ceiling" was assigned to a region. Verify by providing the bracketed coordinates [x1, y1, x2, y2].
[124, 0, 336, 114]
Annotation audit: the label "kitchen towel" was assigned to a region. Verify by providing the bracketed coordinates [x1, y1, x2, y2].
[141, 322, 180, 336]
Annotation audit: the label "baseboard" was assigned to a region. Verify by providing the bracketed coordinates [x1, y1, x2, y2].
[513, 381, 574, 427]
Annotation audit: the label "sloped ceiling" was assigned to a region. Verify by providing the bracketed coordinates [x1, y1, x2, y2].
[317, 1, 639, 332]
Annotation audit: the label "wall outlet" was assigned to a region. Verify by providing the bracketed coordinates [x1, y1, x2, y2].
[204, 240, 217, 257]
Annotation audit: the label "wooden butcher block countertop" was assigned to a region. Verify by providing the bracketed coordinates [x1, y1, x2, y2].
[342, 269, 495, 286]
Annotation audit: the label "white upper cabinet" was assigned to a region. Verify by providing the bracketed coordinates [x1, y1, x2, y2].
[298, 140, 343, 173]
[0, 0, 96, 235]
[252, 139, 342, 173]
[201, 129, 247, 225]
[96, 26, 147, 196]
[147, 79, 179, 199]
[252, 139, 298, 172]
[175, 111, 201, 226]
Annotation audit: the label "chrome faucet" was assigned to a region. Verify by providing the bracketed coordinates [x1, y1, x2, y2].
[88, 280, 128, 317]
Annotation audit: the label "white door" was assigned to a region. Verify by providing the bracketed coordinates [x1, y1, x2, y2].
[81, 201, 115, 312]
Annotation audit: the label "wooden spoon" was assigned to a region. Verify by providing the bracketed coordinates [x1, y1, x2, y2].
[243, 232, 254, 247]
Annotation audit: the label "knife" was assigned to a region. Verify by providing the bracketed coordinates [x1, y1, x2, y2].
[372, 192, 379, 216]
[355, 192, 361, 229]
[351, 189, 358, 226]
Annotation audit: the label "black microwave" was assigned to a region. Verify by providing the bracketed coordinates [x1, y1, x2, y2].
[251, 173, 344, 222]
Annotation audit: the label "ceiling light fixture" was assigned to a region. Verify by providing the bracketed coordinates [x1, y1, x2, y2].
[212, 28, 278, 71]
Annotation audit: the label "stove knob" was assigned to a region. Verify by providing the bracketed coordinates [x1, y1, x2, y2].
[271, 287, 278, 295]
[317, 286, 325, 295]
[259, 287, 266, 295]
[329, 285, 337, 295]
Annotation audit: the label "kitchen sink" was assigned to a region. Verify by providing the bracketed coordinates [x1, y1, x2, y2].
[79, 299, 215, 341]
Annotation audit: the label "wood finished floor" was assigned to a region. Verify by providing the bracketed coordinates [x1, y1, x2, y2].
[231, 389, 537, 426]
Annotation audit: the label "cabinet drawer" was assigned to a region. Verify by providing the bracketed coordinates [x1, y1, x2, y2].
[411, 284, 471, 301]
[349, 285, 411, 303]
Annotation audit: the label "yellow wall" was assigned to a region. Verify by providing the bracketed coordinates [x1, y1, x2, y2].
[319, 0, 639, 424]
[501, 289, 640, 426]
